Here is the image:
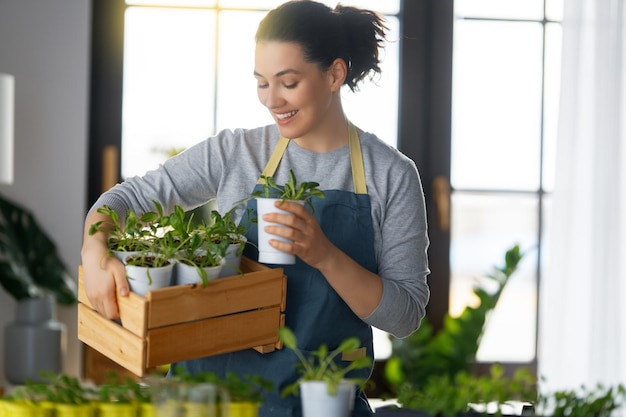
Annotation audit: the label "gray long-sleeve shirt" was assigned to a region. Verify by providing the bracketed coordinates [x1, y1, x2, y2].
[89, 124, 430, 338]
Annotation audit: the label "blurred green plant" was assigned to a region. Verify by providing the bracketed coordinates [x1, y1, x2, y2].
[385, 244, 524, 391]
[0, 195, 76, 305]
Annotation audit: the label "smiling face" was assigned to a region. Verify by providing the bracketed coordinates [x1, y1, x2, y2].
[254, 41, 346, 144]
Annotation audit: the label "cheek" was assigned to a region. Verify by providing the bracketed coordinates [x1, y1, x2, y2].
[257, 89, 268, 106]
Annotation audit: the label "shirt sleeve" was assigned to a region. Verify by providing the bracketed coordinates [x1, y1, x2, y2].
[360, 147, 431, 339]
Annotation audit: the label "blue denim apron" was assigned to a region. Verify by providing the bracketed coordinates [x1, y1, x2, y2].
[172, 123, 377, 417]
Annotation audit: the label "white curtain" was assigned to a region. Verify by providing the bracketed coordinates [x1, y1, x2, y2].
[538, 0, 626, 393]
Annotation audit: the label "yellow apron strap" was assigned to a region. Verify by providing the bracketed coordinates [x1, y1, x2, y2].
[348, 122, 367, 195]
[257, 136, 290, 185]
[258, 122, 367, 194]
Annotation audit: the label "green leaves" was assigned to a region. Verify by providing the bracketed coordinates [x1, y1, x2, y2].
[385, 244, 526, 409]
[396, 364, 537, 417]
[0, 195, 76, 305]
[254, 169, 325, 212]
[278, 327, 372, 397]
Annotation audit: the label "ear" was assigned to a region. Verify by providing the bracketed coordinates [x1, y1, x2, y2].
[327, 58, 348, 92]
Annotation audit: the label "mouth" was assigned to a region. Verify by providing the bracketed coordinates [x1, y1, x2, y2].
[274, 110, 298, 122]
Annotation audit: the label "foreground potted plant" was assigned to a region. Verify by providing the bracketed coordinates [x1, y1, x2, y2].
[278, 327, 371, 417]
[253, 169, 325, 264]
[169, 367, 272, 417]
[4, 373, 97, 417]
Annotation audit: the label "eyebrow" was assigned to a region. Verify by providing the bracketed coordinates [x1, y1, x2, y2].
[253, 69, 302, 78]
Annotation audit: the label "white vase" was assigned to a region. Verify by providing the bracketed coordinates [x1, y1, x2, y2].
[300, 380, 356, 417]
[176, 259, 224, 285]
[112, 249, 143, 263]
[3, 296, 65, 384]
[256, 198, 303, 265]
[125, 260, 174, 296]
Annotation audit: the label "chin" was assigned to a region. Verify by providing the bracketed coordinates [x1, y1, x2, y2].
[275, 124, 302, 140]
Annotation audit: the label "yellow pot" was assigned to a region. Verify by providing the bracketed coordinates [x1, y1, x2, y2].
[183, 402, 218, 417]
[227, 402, 260, 417]
[97, 402, 137, 417]
[53, 403, 95, 417]
[0, 401, 46, 417]
[138, 402, 156, 417]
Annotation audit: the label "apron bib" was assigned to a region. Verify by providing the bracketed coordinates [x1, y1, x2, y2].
[172, 123, 377, 417]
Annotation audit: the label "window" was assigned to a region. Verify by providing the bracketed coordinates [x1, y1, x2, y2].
[450, 0, 563, 363]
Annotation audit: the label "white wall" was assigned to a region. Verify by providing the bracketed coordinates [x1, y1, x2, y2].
[0, 0, 90, 381]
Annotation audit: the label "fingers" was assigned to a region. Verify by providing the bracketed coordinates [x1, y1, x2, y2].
[83, 256, 126, 320]
[262, 200, 333, 266]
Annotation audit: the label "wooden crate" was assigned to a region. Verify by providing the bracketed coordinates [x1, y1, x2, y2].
[78, 257, 286, 377]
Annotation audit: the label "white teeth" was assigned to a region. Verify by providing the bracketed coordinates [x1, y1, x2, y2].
[276, 110, 298, 120]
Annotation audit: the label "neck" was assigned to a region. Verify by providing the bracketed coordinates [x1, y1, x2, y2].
[292, 113, 349, 153]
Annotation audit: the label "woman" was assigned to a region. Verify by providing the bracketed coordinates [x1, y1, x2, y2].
[81, 1, 430, 415]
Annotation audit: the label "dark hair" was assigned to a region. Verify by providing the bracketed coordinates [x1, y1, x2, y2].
[255, 0, 387, 92]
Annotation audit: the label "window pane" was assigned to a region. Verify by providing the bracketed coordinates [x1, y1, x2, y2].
[450, 192, 538, 362]
[122, 8, 216, 178]
[454, 0, 543, 20]
[220, 0, 400, 14]
[127, 0, 216, 6]
[451, 20, 544, 190]
[341, 16, 399, 147]
[216, 11, 273, 130]
[542, 23, 562, 192]
[546, 0, 564, 21]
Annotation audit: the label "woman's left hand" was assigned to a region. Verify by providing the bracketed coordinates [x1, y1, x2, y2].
[261, 200, 336, 269]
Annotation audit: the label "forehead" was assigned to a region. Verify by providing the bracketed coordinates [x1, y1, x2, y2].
[254, 41, 311, 77]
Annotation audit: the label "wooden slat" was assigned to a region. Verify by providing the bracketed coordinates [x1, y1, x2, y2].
[78, 266, 149, 337]
[240, 256, 282, 273]
[78, 304, 146, 376]
[145, 307, 282, 367]
[146, 272, 286, 329]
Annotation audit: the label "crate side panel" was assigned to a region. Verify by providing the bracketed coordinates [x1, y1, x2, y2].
[78, 266, 148, 337]
[145, 307, 282, 367]
[146, 273, 285, 329]
[78, 303, 146, 377]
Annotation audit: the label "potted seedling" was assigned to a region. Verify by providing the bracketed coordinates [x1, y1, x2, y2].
[169, 367, 270, 417]
[123, 237, 176, 296]
[88, 204, 158, 262]
[6, 373, 97, 417]
[96, 373, 140, 417]
[88, 202, 175, 295]
[253, 169, 325, 264]
[217, 372, 273, 417]
[278, 327, 371, 417]
[160, 205, 228, 286]
[209, 206, 253, 277]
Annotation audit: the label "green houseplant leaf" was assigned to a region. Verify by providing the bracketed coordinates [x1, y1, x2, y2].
[0, 195, 76, 305]
[253, 169, 325, 212]
[385, 245, 523, 393]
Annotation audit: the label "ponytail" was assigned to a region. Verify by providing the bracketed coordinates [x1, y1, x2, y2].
[334, 4, 387, 91]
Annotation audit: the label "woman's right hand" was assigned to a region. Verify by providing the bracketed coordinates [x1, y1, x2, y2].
[81, 212, 130, 320]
